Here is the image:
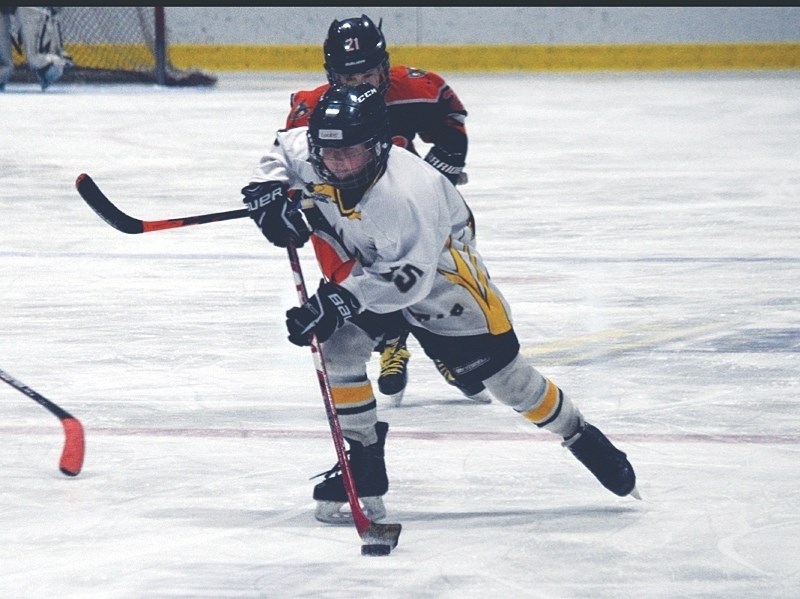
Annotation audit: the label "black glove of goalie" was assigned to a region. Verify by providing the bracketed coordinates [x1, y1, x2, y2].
[241, 181, 310, 248]
[285, 280, 361, 346]
[424, 146, 466, 185]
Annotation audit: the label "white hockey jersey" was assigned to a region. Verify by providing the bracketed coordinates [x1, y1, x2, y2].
[250, 127, 513, 338]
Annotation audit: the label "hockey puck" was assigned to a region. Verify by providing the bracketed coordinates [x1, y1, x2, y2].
[361, 544, 392, 556]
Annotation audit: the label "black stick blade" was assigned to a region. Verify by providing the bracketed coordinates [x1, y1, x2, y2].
[75, 173, 249, 234]
[76, 173, 144, 234]
[361, 522, 402, 549]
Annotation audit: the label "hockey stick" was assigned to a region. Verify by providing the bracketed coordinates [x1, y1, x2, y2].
[0, 367, 85, 476]
[286, 241, 402, 555]
[75, 173, 248, 234]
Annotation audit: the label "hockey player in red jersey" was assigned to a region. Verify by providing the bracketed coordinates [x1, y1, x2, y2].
[285, 14, 490, 406]
[286, 16, 468, 186]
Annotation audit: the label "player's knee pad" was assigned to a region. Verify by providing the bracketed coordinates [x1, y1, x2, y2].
[321, 323, 380, 445]
[321, 322, 375, 379]
[484, 354, 582, 437]
[483, 354, 545, 410]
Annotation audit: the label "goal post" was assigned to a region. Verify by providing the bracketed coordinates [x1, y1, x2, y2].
[10, 6, 216, 86]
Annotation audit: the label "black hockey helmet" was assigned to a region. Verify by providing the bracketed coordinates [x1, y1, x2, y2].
[307, 83, 391, 190]
[323, 15, 390, 95]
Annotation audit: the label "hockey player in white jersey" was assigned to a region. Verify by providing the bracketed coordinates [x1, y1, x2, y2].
[242, 83, 639, 523]
[285, 14, 488, 406]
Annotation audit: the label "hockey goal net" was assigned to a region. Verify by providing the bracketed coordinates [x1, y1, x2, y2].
[11, 7, 215, 86]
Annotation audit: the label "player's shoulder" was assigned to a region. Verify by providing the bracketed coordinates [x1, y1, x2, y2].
[386, 65, 448, 104]
[274, 125, 309, 152]
[387, 146, 443, 187]
[287, 82, 330, 128]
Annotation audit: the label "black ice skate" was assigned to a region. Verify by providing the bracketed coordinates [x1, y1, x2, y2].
[564, 422, 640, 498]
[312, 421, 390, 523]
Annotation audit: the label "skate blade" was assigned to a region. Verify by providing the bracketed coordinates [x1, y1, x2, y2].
[466, 389, 492, 403]
[386, 391, 405, 407]
[315, 496, 387, 525]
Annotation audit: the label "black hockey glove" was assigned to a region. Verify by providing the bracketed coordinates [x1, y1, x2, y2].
[424, 146, 466, 185]
[285, 280, 361, 346]
[241, 181, 310, 248]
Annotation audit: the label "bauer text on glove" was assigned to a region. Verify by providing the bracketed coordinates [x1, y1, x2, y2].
[241, 181, 310, 248]
[285, 280, 361, 346]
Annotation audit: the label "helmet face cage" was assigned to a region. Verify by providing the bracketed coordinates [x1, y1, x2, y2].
[309, 139, 388, 190]
[323, 15, 391, 96]
[308, 84, 391, 190]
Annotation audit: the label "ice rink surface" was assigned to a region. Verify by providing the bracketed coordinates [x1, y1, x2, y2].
[1, 71, 799, 598]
